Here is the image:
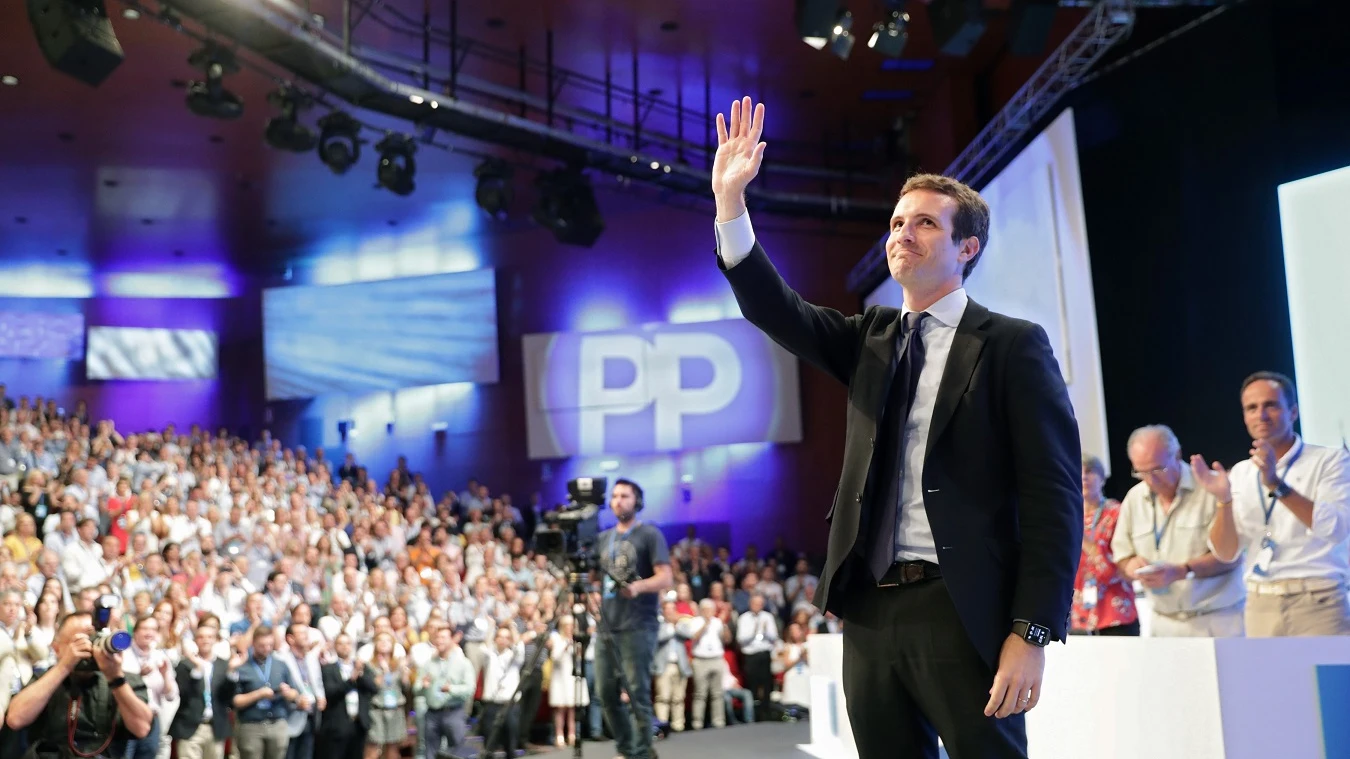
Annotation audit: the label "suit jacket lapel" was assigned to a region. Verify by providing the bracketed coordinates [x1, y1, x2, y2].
[926, 299, 991, 458]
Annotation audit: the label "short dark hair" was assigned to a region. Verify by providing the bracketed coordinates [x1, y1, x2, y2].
[613, 478, 643, 503]
[898, 173, 992, 281]
[253, 625, 273, 641]
[1241, 371, 1297, 407]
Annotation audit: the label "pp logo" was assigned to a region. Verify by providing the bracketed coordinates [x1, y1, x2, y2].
[577, 333, 742, 453]
[523, 319, 803, 459]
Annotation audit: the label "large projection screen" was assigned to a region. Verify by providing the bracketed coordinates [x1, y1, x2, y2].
[263, 269, 500, 401]
[1278, 164, 1350, 448]
[86, 327, 218, 380]
[865, 109, 1111, 468]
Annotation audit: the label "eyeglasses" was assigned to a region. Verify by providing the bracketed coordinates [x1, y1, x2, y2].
[1130, 465, 1171, 479]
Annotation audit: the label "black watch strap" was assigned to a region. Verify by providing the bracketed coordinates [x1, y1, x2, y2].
[108, 676, 128, 689]
[1012, 619, 1051, 647]
[1271, 480, 1293, 499]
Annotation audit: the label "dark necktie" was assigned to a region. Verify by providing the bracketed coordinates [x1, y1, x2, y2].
[868, 311, 929, 582]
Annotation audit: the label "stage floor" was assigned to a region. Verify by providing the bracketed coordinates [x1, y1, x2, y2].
[531, 721, 814, 759]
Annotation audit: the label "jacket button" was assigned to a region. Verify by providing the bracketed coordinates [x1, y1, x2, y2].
[855, 494, 862, 503]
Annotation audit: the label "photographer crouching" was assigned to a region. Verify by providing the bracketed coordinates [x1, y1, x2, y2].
[4, 610, 153, 759]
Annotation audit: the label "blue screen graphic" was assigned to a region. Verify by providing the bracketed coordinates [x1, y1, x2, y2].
[263, 270, 499, 401]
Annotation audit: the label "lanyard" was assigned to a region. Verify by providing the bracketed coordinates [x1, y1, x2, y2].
[203, 661, 212, 711]
[1086, 503, 1105, 538]
[1150, 493, 1174, 552]
[1259, 439, 1304, 526]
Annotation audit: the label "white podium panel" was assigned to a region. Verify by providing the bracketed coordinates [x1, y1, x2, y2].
[802, 633, 1350, 759]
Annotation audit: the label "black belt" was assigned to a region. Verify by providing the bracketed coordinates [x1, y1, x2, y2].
[877, 560, 941, 587]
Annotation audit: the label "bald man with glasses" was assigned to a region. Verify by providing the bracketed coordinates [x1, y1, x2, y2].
[1111, 425, 1245, 637]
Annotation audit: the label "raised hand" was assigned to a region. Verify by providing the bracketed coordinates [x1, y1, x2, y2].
[1189, 455, 1233, 502]
[712, 97, 768, 220]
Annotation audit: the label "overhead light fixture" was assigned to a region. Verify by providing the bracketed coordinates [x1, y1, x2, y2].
[264, 86, 317, 152]
[317, 111, 361, 174]
[122, 8, 140, 19]
[375, 133, 416, 196]
[473, 158, 514, 220]
[184, 46, 243, 120]
[869, 10, 911, 58]
[533, 167, 604, 247]
[0, 75, 16, 86]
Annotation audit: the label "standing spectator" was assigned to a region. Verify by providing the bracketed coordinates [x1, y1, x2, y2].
[1072, 455, 1138, 635]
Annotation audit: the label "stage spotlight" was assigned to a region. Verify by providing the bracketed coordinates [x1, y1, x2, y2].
[264, 86, 316, 152]
[532, 168, 604, 247]
[317, 112, 361, 174]
[868, 10, 910, 58]
[827, 10, 856, 60]
[375, 133, 416, 196]
[796, 0, 839, 50]
[474, 158, 514, 221]
[185, 46, 243, 120]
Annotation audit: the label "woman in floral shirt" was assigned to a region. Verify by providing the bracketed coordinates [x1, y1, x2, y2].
[1072, 455, 1139, 634]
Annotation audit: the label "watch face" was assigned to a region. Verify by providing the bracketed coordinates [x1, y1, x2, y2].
[1027, 625, 1050, 645]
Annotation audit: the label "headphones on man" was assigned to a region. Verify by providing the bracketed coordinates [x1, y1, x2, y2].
[614, 477, 644, 512]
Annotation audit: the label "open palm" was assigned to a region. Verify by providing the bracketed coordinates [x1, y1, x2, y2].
[712, 97, 767, 199]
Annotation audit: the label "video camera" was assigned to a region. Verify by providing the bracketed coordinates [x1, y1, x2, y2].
[534, 477, 605, 572]
[76, 595, 131, 673]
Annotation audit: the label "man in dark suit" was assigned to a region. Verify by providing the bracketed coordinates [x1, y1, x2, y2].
[711, 97, 1081, 759]
[168, 623, 236, 759]
[318, 633, 376, 759]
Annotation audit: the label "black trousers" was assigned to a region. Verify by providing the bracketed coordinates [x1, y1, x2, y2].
[741, 651, 773, 707]
[839, 577, 1027, 759]
[517, 669, 545, 742]
[317, 720, 365, 759]
[478, 702, 520, 755]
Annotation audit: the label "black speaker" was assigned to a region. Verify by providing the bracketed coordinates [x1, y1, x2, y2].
[1007, 0, 1059, 56]
[928, 0, 987, 57]
[25, 0, 124, 87]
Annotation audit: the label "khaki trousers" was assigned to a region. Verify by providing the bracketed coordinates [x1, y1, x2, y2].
[1246, 587, 1350, 637]
[653, 661, 688, 731]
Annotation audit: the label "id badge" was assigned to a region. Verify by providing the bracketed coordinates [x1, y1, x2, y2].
[602, 575, 617, 600]
[1082, 579, 1099, 610]
[382, 692, 398, 709]
[257, 699, 272, 711]
[1253, 537, 1277, 576]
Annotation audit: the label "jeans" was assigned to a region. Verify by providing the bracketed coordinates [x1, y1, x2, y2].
[126, 714, 160, 759]
[583, 662, 603, 738]
[594, 626, 658, 759]
[723, 687, 754, 725]
[422, 705, 468, 759]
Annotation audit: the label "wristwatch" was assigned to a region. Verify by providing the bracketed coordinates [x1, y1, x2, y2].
[1012, 619, 1051, 647]
[1270, 480, 1294, 499]
[107, 676, 128, 689]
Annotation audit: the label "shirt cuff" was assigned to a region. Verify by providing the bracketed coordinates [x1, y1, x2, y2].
[714, 211, 756, 268]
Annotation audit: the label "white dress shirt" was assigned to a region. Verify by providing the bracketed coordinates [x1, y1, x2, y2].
[734, 610, 779, 656]
[715, 211, 963, 563]
[682, 617, 726, 660]
[1216, 436, 1350, 583]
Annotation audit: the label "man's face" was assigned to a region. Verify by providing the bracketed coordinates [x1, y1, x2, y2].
[196, 626, 218, 653]
[270, 574, 288, 594]
[1127, 436, 1180, 495]
[885, 189, 974, 292]
[609, 484, 638, 521]
[253, 632, 274, 658]
[56, 616, 95, 660]
[1242, 380, 1297, 443]
[434, 628, 453, 655]
[335, 634, 353, 660]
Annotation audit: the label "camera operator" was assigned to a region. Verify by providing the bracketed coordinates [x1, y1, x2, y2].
[593, 478, 672, 759]
[5, 612, 153, 759]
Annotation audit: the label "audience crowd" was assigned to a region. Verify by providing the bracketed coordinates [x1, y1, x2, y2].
[0, 386, 827, 759]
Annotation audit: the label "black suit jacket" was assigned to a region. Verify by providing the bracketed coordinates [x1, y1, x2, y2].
[168, 658, 234, 741]
[320, 662, 377, 732]
[722, 243, 1082, 668]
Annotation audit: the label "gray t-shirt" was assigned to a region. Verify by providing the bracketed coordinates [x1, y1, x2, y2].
[596, 523, 669, 633]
